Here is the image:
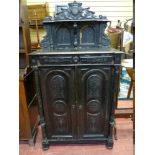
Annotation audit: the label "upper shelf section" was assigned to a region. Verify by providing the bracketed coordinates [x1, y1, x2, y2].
[44, 1, 109, 22]
[41, 1, 111, 51]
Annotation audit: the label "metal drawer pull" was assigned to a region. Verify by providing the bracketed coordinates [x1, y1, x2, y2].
[73, 56, 79, 63]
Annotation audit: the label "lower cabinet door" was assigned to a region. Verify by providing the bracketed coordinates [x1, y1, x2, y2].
[39, 67, 77, 140]
[77, 66, 112, 139]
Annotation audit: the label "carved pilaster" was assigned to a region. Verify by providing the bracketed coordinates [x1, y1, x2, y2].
[73, 22, 78, 49]
[41, 23, 52, 50]
[34, 67, 49, 149]
[106, 66, 120, 148]
[102, 34, 111, 48]
[98, 23, 103, 48]
[99, 22, 111, 48]
[102, 23, 110, 48]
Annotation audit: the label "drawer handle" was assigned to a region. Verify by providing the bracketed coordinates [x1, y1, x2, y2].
[78, 105, 82, 109]
[73, 56, 79, 63]
[72, 105, 76, 109]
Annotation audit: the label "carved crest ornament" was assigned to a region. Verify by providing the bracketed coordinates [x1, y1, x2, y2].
[41, 1, 111, 50]
[45, 1, 108, 21]
[55, 1, 107, 20]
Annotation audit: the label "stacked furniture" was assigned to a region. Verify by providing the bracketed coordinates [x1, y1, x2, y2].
[19, 0, 39, 145]
[19, 68, 39, 145]
[29, 1, 123, 150]
[27, 3, 49, 49]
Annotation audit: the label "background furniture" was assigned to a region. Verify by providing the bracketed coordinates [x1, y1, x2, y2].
[133, 71, 135, 144]
[19, 0, 31, 68]
[28, 3, 49, 26]
[115, 59, 133, 118]
[27, 3, 49, 49]
[19, 68, 39, 145]
[108, 28, 123, 50]
[108, 18, 134, 60]
[29, 1, 123, 150]
[122, 59, 133, 99]
[19, 0, 39, 145]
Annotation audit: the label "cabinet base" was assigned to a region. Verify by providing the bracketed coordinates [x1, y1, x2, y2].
[41, 138, 114, 150]
[106, 139, 113, 149]
[42, 140, 49, 150]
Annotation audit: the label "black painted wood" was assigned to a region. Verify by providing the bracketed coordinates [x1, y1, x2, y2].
[30, 50, 123, 150]
[29, 1, 123, 150]
[39, 67, 76, 140]
[77, 66, 112, 139]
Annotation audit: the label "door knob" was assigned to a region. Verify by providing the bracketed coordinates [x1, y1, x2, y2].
[73, 56, 79, 63]
[72, 105, 76, 109]
[78, 105, 82, 109]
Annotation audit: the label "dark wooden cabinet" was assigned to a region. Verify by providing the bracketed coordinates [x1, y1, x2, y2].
[29, 1, 123, 150]
[29, 51, 122, 149]
[38, 65, 112, 141]
[19, 0, 39, 145]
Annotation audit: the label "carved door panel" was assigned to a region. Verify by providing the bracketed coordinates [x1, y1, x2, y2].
[79, 23, 98, 48]
[77, 66, 112, 139]
[54, 24, 74, 49]
[39, 67, 76, 140]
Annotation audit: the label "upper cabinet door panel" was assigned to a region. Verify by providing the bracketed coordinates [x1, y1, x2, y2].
[39, 67, 76, 139]
[54, 24, 74, 49]
[77, 66, 112, 139]
[79, 23, 99, 48]
[80, 26, 95, 45]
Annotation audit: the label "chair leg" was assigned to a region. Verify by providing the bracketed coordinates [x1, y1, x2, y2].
[114, 119, 117, 140]
[127, 79, 133, 98]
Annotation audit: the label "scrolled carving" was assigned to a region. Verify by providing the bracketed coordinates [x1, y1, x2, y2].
[102, 34, 111, 47]
[40, 25, 52, 50]
[54, 1, 107, 20]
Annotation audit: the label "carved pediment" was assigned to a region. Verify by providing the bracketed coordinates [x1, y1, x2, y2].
[54, 1, 107, 20]
[41, 1, 111, 50]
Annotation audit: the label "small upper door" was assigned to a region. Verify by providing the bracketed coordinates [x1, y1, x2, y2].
[54, 24, 74, 49]
[39, 66, 76, 140]
[77, 66, 112, 139]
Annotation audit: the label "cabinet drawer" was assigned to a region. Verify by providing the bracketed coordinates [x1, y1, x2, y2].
[80, 56, 113, 64]
[38, 56, 73, 65]
[31, 55, 114, 66]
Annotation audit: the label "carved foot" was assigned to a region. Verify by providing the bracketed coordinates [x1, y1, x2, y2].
[28, 139, 35, 146]
[106, 139, 113, 149]
[114, 125, 118, 140]
[42, 140, 49, 150]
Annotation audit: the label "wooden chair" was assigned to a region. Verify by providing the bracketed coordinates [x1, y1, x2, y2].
[114, 19, 135, 143]
[114, 59, 134, 141]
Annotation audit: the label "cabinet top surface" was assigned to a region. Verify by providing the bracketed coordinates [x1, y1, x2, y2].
[29, 48, 123, 56]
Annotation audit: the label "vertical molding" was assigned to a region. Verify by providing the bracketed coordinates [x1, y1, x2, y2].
[34, 67, 49, 149]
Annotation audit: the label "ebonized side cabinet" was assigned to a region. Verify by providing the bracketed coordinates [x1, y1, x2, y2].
[29, 1, 123, 150]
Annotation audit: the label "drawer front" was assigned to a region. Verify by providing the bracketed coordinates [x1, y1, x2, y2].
[39, 56, 73, 64]
[80, 56, 113, 64]
[30, 55, 114, 66]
